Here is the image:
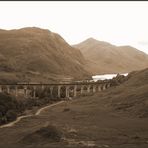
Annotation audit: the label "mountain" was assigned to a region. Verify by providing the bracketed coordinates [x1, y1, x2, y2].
[0, 27, 90, 83]
[74, 38, 148, 74]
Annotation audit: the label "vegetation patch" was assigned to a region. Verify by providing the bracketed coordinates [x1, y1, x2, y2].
[0, 91, 56, 126]
[0, 93, 18, 124]
[21, 125, 63, 144]
[63, 108, 70, 112]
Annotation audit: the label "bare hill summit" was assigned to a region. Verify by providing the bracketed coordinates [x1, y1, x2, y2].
[74, 38, 148, 74]
[0, 27, 90, 83]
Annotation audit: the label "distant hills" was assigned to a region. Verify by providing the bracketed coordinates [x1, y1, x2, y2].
[0, 27, 90, 83]
[74, 38, 148, 74]
[0, 27, 148, 84]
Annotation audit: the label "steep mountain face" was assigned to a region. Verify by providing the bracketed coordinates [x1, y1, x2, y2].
[0, 27, 90, 83]
[74, 38, 148, 74]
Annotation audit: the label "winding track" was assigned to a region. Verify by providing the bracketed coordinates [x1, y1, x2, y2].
[0, 101, 65, 128]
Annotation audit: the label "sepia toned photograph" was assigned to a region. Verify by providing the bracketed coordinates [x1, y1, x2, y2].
[0, 1, 148, 148]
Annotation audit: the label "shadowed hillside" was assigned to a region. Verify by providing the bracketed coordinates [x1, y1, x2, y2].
[0, 27, 90, 83]
[74, 38, 148, 74]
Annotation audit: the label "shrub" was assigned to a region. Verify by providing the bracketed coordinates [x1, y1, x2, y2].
[0, 105, 6, 115]
[0, 93, 18, 124]
[6, 110, 17, 122]
[63, 108, 70, 112]
[21, 125, 63, 144]
[36, 125, 62, 142]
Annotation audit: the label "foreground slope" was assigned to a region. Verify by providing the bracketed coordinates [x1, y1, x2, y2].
[0, 27, 90, 83]
[0, 69, 148, 148]
[102, 68, 148, 117]
[74, 38, 148, 74]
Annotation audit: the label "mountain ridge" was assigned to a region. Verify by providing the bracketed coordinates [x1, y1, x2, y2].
[74, 38, 148, 74]
[0, 27, 91, 83]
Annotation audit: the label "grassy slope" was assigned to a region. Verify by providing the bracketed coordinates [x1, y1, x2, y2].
[0, 27, 90, 83]
[74, 38, 148, 74]
[0, 68, 148, 148]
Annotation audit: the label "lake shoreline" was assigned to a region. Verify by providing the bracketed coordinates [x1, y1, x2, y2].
[92, 73, 128, 81]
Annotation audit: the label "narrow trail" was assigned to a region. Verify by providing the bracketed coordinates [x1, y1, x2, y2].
[35, 101, 65, 115]
[0, 101, 65, 129]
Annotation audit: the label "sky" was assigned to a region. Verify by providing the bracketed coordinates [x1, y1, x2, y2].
[0, 1, 148, 54]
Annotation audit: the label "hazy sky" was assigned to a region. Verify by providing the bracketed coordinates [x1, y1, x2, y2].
[0, 1, 148, 54]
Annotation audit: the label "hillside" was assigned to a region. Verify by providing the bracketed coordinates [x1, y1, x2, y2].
[0, 27, 90, 83]
[0, 68, 148, 148]
[103, 68, 148, 117]
[74, 38, 148, 74]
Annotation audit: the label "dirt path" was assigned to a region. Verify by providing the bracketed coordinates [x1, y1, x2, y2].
[35, 101, 65, 115]
[0, 101, 65, 128]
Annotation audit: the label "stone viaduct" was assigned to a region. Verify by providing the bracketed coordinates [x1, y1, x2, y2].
[0, 81, 111, 99]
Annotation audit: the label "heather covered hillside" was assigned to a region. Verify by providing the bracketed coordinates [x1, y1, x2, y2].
[0, 27, 90, 83]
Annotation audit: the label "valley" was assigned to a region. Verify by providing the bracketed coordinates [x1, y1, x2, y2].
[0, 27, 148, 148]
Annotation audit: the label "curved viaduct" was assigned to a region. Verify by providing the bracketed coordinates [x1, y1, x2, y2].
[0, 81, 111, 99]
